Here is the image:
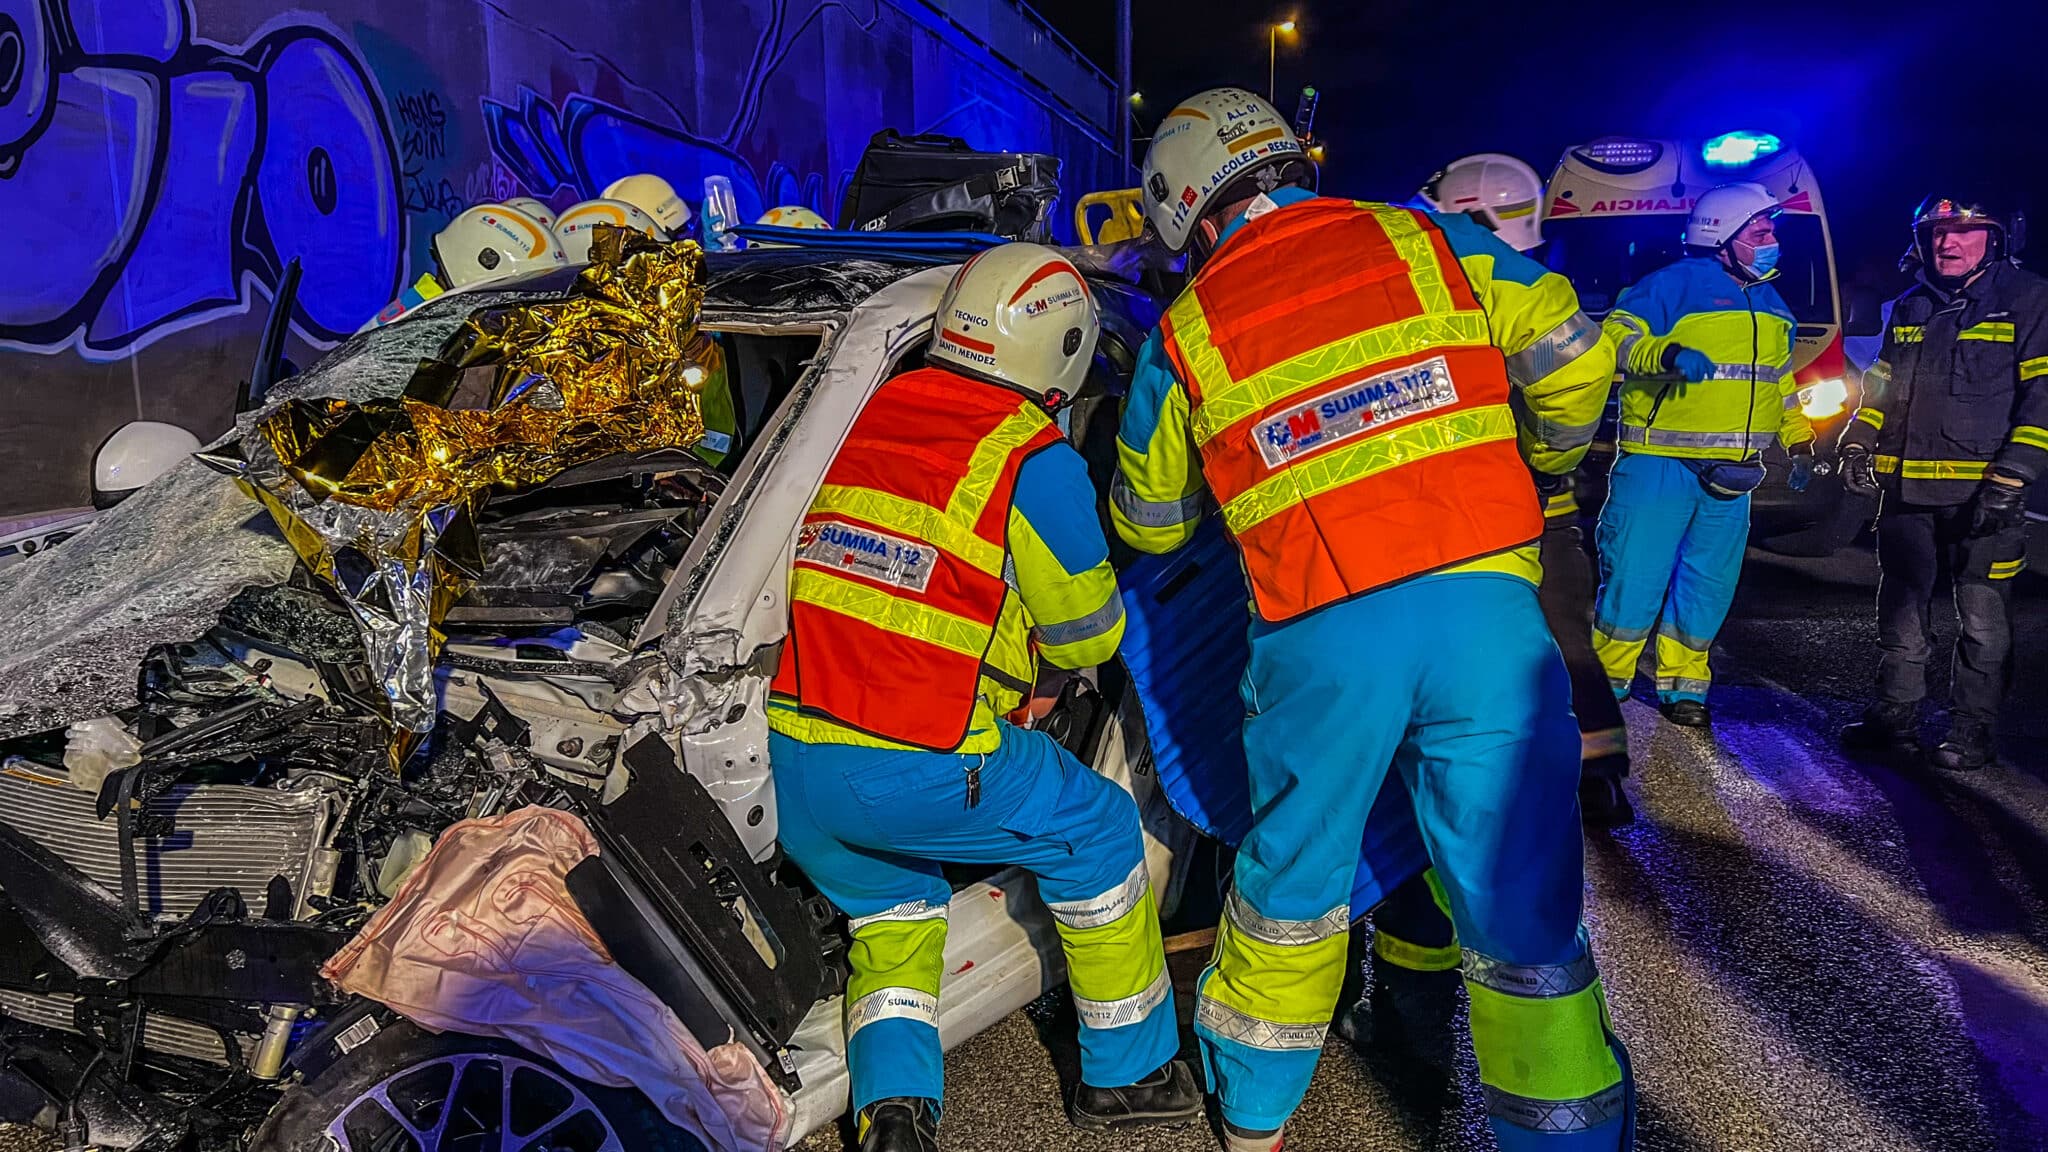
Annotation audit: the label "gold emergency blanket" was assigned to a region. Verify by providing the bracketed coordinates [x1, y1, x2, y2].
[228, 227, 710, 735]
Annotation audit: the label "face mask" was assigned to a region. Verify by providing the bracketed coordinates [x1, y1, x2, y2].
[1739, 241, 1781, 278]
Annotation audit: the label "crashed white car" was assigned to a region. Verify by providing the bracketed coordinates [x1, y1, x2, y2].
[0, 247, 1198, 1151]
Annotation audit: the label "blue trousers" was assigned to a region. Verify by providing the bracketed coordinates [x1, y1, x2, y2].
[1199, 574, 1629, 1147]
[1592, 452, 1751, 704]
[769, 724, 1178, 1112]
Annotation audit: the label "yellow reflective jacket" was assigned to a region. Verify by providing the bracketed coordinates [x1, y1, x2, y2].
[1604, 257, 1814, 461]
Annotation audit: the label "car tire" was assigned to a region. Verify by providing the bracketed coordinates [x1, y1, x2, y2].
[248, 1019, 708, 1152]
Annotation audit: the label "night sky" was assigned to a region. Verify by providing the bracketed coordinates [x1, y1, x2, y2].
[1034, 0, 2048, 307]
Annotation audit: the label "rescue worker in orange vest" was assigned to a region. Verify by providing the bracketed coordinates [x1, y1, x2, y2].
[1115, 89, 1633, 1152]
[767, 245, 1201, 1151]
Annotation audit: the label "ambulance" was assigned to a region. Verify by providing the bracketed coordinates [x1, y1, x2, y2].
[1543, 132, 1869, 550]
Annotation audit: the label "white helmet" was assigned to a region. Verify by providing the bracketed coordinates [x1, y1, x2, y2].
[756, 205, 830, 230]
[602, 174, 692, 235]
[93, 421, 201, 507]
[929, 243, 1099, 410]
[748, 205, 831, 249]
[1686, 182, 1779, 248]
[1420, 154, 1545, 251]
[554, 198, 662, 263]
[1140, 87, 1311, 255]
[501, 196, 557, 230]
[433, 204, 567, 290]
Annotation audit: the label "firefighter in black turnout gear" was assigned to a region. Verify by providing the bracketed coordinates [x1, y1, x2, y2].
[1840, 196, 2048, 770]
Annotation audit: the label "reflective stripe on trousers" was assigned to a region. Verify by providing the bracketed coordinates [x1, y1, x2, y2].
[1197, 889, 1351, 1054]
[1372, 869, 1461, 973]
[1463, 938, 1628, 1138]
[1593, 453, 1749, 703]
[845, 902, 949, 1041]
[1208, 576, 1617, 1138]
[771, 726, 1179, 1110]
[1048, 861, 1175, 1031]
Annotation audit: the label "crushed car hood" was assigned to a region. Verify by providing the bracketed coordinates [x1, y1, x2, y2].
[0, 287, 547, 742]
[0, 253, 927, 743]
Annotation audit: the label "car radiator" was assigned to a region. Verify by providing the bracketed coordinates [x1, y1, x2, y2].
[0, 762, 342, 1065]
[0, 989, 254, 1067]
[0, 760, 340, 920]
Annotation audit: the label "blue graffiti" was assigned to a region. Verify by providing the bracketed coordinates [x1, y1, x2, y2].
[483, 87, 802, 226]
[0, 0, 403, 359]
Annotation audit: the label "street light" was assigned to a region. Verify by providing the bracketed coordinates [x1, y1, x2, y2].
[1268, 19, 1297, 105]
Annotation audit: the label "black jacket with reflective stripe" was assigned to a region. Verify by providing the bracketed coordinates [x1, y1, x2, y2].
[1842, 261, 2048, 506]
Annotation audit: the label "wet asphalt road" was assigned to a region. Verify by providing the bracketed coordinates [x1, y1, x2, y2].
[801, 539, 2048, 1152]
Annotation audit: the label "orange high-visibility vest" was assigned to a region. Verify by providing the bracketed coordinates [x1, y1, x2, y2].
[1158, 198, 1540, 622]
[769, 367, 1062, 750]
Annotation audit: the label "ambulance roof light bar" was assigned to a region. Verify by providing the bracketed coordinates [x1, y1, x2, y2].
[1702, 130, 1782, 168]
[1571, 138, 1663, 174]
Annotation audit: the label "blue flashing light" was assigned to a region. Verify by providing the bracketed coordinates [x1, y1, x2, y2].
[1702, 131, 1782, 168]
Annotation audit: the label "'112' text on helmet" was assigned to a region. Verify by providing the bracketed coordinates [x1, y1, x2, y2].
[553, 198, 662, 263]
[929, 244, 1100, 412]
[1685, 182, 1779, 249]
[432, 204, 568, 290]
[1140, 87, 1313, 257]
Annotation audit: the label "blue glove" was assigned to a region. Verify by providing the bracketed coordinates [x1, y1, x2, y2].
[1674, 347, 1715, 383]
[1788, 452, 1814, 492]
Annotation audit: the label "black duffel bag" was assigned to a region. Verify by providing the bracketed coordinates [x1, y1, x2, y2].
[837, 129, 1061, 241]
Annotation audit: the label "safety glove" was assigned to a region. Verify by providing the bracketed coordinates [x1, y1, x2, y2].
[1667, 346, 1716, 383]
[1970, 474, 2028, 536]
[1788, 446, 1815, 493]
[1839, 443, 1881, 498]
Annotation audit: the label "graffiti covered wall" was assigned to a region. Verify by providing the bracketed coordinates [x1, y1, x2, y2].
[0, 0, 1123, 515]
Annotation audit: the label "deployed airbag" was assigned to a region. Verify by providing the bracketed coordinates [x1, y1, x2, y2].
[322, 806, 790, 1151]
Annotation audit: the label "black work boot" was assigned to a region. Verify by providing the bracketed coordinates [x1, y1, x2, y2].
[858, 1097, 940, 1152]
[1842, 701, 1920, 756]
[1340, 954, 1462, 1110]
[1928, 719, 1995, 772]
[1660, 699, 1711, 728]
[1580, 762, 1635, 828]
[1066, 1059, 1202, 1131]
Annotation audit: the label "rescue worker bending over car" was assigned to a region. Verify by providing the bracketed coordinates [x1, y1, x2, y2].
[1839, 194, 2048, 770]
[1114, 88, 1632, 1152]
[1595, 183, 1816, 727]
[766, 245, 1201, 1152]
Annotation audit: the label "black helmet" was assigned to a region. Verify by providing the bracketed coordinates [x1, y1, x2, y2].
[1911, 194, 2026, 279]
